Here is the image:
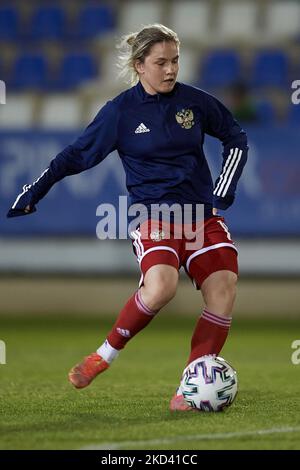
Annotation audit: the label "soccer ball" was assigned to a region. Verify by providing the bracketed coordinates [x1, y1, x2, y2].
[180, 355, 238, 412]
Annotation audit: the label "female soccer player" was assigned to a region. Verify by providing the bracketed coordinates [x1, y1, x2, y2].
[7, 24, 248, 411]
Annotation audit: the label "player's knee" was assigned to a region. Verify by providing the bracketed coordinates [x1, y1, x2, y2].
[143, 266, 178, 310]
[202, 271, 237, 313]
[216, 272, 237, 300]
[152, 281, 177, 307]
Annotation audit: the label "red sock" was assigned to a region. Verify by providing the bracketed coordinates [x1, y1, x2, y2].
[188, 309, 232, 364]
[106, 290, 158, 350]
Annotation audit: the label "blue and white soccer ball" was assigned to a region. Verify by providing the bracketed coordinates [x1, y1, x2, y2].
[180, 355, 238, 412]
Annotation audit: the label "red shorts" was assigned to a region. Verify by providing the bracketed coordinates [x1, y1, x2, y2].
[130, 216, 238, 289]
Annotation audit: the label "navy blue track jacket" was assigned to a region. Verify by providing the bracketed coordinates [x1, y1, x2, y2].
[9, 81, 248, 218]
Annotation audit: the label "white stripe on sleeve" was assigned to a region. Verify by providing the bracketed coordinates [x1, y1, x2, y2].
[214, 148, 242, 197]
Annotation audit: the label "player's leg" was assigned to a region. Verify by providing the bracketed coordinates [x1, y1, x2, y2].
[200, 269, 237, 315]
[104, 263, 178, 351]
[188, 266, 237, 364]
[186, 217, 238, 363]
[140, 264, 179, 310]
[170, 249, 238, 410]
[69, 217, 181, 389]
[69, 254, 179, 389]
[170, 215, 238, 410]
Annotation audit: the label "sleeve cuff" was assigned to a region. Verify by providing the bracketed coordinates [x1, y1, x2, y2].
[213, 194, 235, 210]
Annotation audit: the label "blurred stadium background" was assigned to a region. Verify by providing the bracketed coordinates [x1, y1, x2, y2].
[1, 0, 300, 452]
[0, 0, 299, 317]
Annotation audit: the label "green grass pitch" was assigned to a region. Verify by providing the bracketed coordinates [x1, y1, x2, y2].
[0, 314, 300, 450]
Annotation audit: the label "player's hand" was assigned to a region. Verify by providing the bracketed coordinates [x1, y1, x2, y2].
[212, 207, 219, 216]
[7, 185, 37, 218]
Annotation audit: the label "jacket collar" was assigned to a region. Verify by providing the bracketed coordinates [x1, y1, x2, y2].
[135, 80, 179, 102]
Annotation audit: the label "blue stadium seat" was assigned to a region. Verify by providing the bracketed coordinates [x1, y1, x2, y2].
[251, 50, 289, 88]
[0, 6, 19, 40]
[29, 6, 67, 40]
[56, 53, 99, 89]
[11, 53, 48, 90]
[199, 50, 242, 89]
[77, 5, 115, 39]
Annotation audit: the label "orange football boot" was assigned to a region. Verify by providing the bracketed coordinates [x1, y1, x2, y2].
[169, 393, 195, 411]
[68, 352, 109, 389]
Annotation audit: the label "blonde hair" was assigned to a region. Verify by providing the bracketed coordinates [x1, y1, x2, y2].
[117, 24, 180, 86]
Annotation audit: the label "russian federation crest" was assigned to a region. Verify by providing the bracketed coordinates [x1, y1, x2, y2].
[150, 230, 166, 242]
[175, 108, 194, 129]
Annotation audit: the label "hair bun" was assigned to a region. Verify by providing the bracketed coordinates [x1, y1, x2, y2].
[127, 34, 137, 46]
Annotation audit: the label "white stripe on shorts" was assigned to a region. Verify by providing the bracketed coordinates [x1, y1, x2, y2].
[185, 242, 238, 273]
[130, 229, 144, 262]
[139, 246, 179, 267]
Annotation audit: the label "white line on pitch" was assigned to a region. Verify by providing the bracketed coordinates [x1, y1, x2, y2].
[80, 425, 300, 450]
